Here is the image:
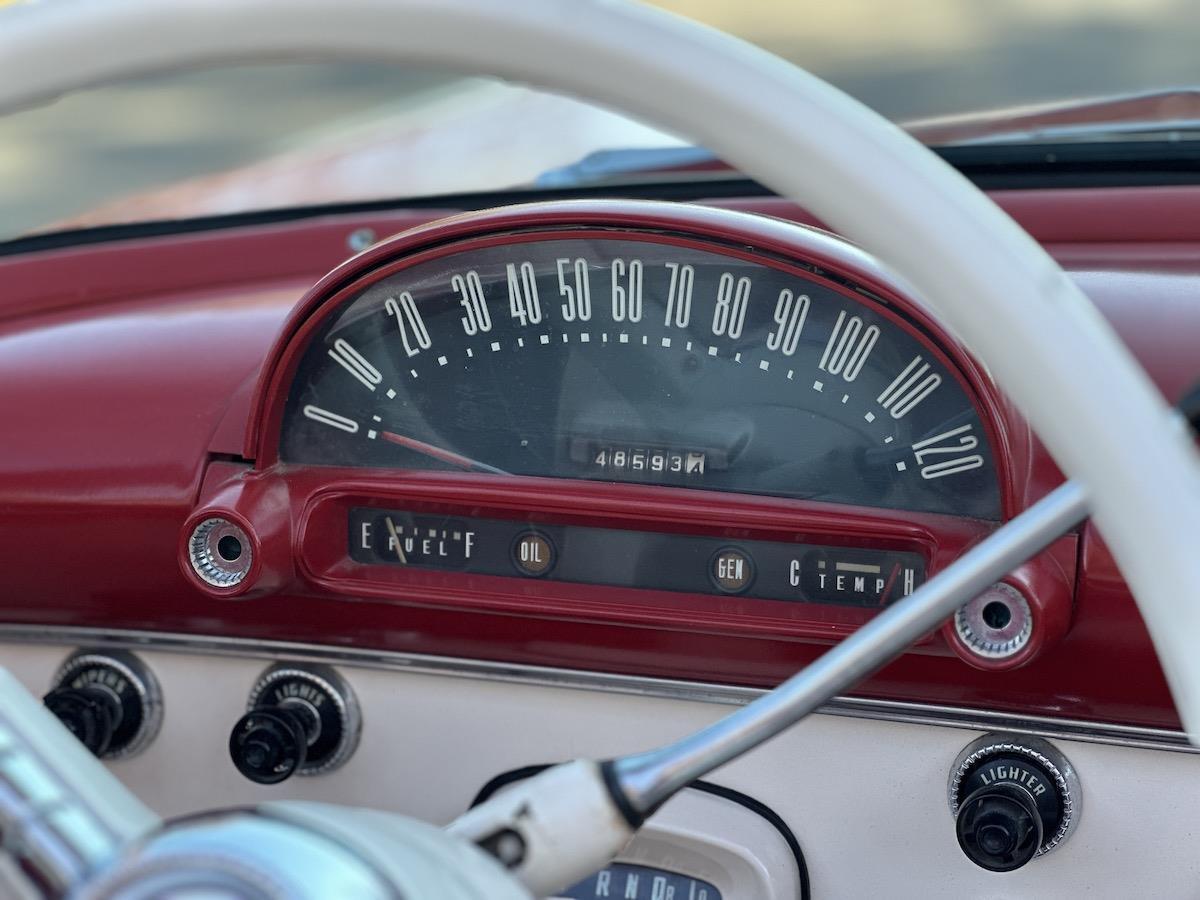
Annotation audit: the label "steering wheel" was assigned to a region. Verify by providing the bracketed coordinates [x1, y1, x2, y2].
[4, 0, 1200, 896]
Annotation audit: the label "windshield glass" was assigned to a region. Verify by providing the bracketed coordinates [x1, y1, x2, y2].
[3, 0, 1197, 239]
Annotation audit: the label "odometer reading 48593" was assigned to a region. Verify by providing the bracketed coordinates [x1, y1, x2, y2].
[281, 232, 1001, 519]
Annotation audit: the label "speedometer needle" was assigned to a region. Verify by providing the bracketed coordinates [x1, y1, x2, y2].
[380, 431, 510, 475]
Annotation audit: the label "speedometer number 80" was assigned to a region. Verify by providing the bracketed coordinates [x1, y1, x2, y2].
[711, 272, 750, 339]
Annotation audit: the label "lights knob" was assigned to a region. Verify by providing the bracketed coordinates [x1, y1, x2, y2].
[43, 650, 162, 759]
[949, 734, 1080, 872]
[230, 664, 360, 784]
[230, 707, 312, 785]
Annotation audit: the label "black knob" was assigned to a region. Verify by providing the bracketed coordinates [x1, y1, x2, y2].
[44, 686, 120, 756]
[229, 708, 313, 785]
[955, 782, 1043, 872]
[232, 664, 361, 784]
[46, 651, 162, 759]
[949, 735, 1080, 873]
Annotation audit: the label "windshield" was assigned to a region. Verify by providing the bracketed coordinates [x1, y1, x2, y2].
[3, 0, 1198, 239]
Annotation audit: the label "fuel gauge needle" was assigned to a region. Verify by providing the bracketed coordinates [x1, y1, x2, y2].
[380, 431, 509, 475]
[383, 516, 407, 564]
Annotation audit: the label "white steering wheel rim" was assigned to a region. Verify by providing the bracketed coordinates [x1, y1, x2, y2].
[3, 1, 1199, 734]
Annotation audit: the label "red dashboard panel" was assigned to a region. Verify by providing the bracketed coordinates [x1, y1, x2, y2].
[1, 187, 1196, 730]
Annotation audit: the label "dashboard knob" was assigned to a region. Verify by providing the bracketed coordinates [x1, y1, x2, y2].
[229, 663, 361, 784]
[949, 734, 1080, 872]
[229, 708, 311, 785]
[44, 650, 162, 759]
[955, 781, 1043, 871]
[43, 686, 119, 756]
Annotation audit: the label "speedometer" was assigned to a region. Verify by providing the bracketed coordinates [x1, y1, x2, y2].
[278, 208, 1001, 519]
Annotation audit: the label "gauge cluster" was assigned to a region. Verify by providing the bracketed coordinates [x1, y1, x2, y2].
[175, 201, 1063, 671]
[280, 235, 1001, 519]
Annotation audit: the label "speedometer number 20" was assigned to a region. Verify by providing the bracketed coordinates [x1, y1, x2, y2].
[384, 293, 432, 358]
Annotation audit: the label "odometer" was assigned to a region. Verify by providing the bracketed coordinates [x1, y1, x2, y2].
[280, 232, 1001, 519]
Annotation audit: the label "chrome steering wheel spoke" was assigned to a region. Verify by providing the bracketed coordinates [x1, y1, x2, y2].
[611, 481, 1090, 814]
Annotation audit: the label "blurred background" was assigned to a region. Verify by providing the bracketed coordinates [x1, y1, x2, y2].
[2, 0, 1198, 236]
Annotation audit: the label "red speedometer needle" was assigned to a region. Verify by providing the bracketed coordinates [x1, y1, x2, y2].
[380, 431, 509, 475]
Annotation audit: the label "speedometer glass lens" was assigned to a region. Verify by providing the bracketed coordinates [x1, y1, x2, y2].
[281, 235, 1000, 519]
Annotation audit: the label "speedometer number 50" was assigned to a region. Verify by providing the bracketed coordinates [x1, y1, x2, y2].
[556, 257, 592, 322]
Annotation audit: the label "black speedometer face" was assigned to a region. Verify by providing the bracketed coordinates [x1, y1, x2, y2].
[281, 236, 1001, 519]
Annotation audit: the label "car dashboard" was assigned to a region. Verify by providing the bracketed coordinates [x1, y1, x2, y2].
[2, 184, 1200, 896]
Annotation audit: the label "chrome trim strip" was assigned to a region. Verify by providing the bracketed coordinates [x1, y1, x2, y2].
[1, 624, 1194, 755]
